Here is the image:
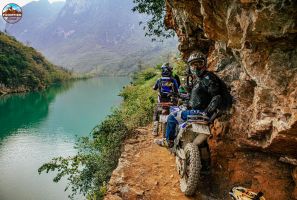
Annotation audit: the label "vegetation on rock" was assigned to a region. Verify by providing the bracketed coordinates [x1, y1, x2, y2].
[0, 32, 71, 93]
[132, 0, 174, 41]
[38, 67, 162, 199]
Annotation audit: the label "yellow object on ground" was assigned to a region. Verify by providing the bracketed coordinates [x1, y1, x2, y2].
[229, 186, 265, 200]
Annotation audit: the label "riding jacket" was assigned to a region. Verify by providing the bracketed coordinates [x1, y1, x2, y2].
[189, 71, 222, 114]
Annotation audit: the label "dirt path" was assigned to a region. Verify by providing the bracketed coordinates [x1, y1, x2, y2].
[105, 126, 218, 200]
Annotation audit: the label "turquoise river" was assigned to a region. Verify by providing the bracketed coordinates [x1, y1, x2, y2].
[0, 77, 130, 200]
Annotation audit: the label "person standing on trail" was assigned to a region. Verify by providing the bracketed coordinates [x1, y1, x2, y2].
[154, 51, 227, 147]
[152, 63, 179, 136]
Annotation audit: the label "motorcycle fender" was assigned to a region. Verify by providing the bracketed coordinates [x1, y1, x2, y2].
[191, 123, 210, 135]
[176, 148, 186, 160]
[159, 114, 168, 123]
[193, 134, 208, 146]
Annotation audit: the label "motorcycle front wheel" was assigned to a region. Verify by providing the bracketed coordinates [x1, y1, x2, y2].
[180, 143, 201, 196]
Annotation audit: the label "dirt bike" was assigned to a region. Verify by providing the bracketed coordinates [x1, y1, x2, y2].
[158, 101, 174, 137]
[157, 94, 178, 137]
[172, 112, 213, 196]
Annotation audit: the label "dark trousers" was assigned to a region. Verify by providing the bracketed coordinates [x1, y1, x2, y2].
[166, 109, 205, 141]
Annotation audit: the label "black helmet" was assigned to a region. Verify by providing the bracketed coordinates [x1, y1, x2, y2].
[187, 51, 207, 77]
[161, 62, 173, 77]
[187, 51, 206, 65]
[161, 62, 173, 71]
[161, 67, 172, 77]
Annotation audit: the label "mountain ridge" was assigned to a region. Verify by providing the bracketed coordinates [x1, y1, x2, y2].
[7, 0, 177, 74]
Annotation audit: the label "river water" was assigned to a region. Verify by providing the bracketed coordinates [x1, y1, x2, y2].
[0, 77, 129, 200]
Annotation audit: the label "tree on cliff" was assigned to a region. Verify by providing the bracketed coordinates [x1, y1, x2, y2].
[132, 0, 174, 41]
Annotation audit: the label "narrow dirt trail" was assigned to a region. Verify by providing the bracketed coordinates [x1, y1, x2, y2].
[105, 126, 218, 200]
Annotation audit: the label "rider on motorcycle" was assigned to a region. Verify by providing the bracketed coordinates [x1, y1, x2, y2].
[152, 63, 179, 136]
[163, 62, 181, 88]
[155, 51, 223, 147]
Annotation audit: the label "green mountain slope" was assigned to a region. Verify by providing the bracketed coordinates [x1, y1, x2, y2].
[7, 0, 177, 74]
[0, 32, 71, 94]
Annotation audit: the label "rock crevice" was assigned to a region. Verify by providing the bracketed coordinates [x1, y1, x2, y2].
[165, 0, 297, 199]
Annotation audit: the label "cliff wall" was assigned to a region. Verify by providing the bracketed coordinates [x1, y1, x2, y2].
[164, 0, 297, 199]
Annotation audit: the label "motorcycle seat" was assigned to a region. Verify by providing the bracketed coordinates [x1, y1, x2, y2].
[158, 102, 174, 107]
[187, 115, 209, 124]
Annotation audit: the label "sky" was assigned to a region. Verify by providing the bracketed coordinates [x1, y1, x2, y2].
[1, 0, 65, 11]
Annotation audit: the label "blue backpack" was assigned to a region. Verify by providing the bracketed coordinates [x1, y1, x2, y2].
[159, 77, 175, 96]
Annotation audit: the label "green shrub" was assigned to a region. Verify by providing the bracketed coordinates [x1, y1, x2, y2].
[38, 109, 128, 199]
[131, 67, 157, 85]
[172, 57, 187, 76]
[38, 68, 159, 200]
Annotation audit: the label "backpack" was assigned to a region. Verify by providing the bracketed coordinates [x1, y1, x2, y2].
[159, 77, 175, 96]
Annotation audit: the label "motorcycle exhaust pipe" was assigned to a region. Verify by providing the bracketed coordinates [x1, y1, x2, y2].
[193, 134, 208, 146]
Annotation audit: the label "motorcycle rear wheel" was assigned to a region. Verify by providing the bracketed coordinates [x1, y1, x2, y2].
[180, 143, 201, 196]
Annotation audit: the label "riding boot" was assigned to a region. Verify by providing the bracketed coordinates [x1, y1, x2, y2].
[152, 121, 158, 136]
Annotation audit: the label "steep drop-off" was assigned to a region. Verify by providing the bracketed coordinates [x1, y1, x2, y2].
[164, 0, 296, 199]
[105, 127, 219, 200]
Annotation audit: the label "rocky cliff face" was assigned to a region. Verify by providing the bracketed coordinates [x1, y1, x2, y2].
[165, 0, 297, 199]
